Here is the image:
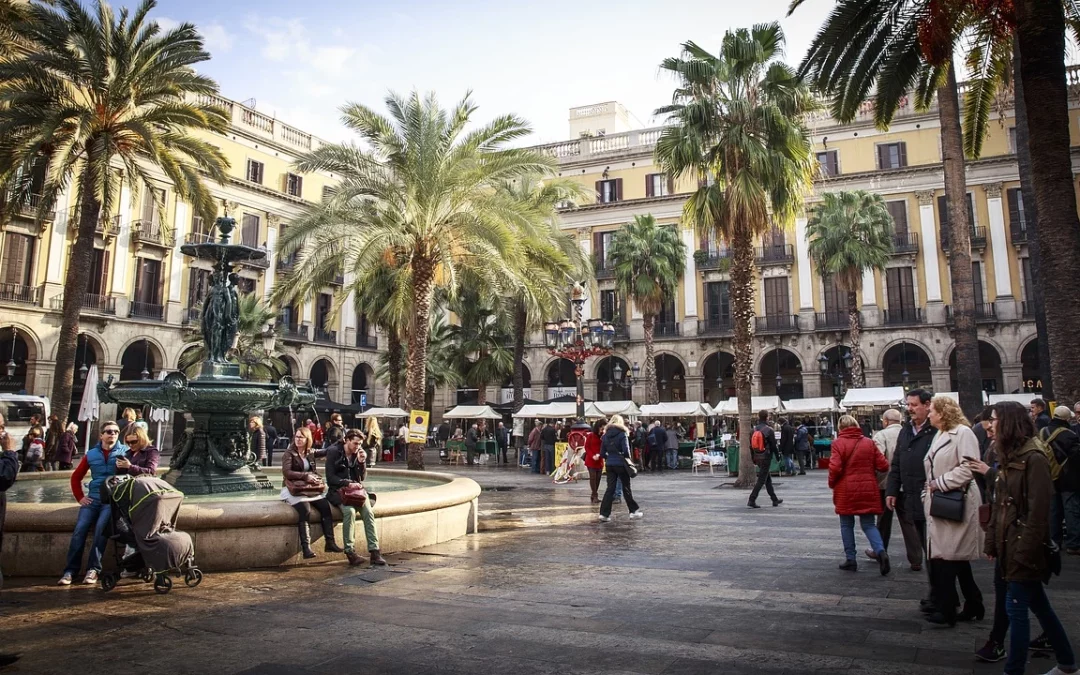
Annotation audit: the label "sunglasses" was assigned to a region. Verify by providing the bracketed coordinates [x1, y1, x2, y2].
[124, 438, 138, 444]
[102, 429, 119, 435]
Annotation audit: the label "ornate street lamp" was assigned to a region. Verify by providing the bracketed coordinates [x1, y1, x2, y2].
[819, 347, 853, 399]
[140, 337, 151, 380]
[6, 327, 17, 378]
[544, 282, 614, 441]
[78, 335, 89, 380]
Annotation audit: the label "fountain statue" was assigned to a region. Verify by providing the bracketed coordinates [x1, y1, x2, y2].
[98, 215, 315, 494]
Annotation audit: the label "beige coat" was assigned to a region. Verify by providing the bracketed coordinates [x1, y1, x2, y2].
[922, 425, 984, 561]
[872, 423, 902, 489]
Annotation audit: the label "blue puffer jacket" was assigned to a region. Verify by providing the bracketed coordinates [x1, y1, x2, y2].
[85, 442, 126, 501]
[600, 427, 631, 467]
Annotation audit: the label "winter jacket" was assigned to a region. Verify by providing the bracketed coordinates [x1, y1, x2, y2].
[829, 427, 889, 515]
[885, 419, 936, 521]
[280, 446, 326, 487]
[779, 423, 795, 456]
[985, 438, 1055, 582]
[752, 423, 778, 464]
[121, 446, 160, 476]
[324, 423, 345, 449]
[1035, 412, 1051, 432]
[1040, 419, 1080, 493]
[250, 428, 267, 462]
[923, 425, 984, 561]
[324, 441, 369, 507]
[794, 425, 811, 452]
[872, 424, 902, 489]
[56, 431, 76, 465]
[584, 432, 603, 469]
[648, 425, 666, 450]
[600, 426, 631, 467]
[527, 427, 542, 452]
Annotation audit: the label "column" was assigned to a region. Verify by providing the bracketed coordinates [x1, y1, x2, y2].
[578, 229, 593, 318]
[682, 227, 698, 335]
[794, 216, 813, 309]
[303, 300, 314, 340]
[166, 200, 187, 324]
[931, 366, 952, 395]
[984, 183, 1016, 321]
[1001, 364, 1024, 395]
[917, 190, 943, 302]
[861, 269, 880, 326]
[110, 179, 134, 317]
[44, 186, 73, 306]
[264, 217, 278, 303]
[341, 273, 357, 348]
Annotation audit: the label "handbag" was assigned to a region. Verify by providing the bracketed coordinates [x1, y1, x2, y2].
[626, 462, 638, 478]
[286, 474, 325, 497]
[978, 503, 992, 531]
[927, 439, 967, 522]
[338, 482, 368, 507]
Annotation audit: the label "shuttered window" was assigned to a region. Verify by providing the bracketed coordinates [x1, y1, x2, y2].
[1, 233, 34, 286]
[241, 214, 260, 248]
[822, 274, 845, 315]
[600, 290, 620, 323]
[87, 248, 109, 296]
[763, 277, 790, 317]
[1021, 258, 1034, 302]
[286, 173, 303, 198]
[133, 258, 162, 306]
[886, 267, 916, 313]
[937, 193, 976, 245]
[187, 268, 212, 305]
[1007, 188, 1027, 232]
[886, 200, 908, 235]
[877, 142, 908, 169]
[704, 282, 730, 324]
[595, 178, 622, 204]
[645, 173, 673, 197]
[972, 261, 985, 306]
[816, 150, 839, 177]
[246, 159, 264, 184]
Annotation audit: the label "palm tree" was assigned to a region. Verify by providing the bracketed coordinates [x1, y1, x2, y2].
[282, 91, 552, 469]
[791, 0, 990, 418]
[178, 294, 285, 381]
[350, 256, 412, 408]
[448, 289, 514, 406]
[606, 214, 686, 405]
[0, 0, 229, 424]
[806, 192, 894, 388]
[377, 312, 461, 412]
[653, 25, 815, 487]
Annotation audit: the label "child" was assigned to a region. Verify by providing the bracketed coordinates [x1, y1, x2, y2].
[23, 428, 45, 472]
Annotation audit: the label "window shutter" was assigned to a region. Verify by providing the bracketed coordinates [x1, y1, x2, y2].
[1007, 188, 1024, 229]
[100, 249, 110, 296]
[645, 174, 654, 198]
[966, 193, 975, 228]
[1, 234, 17, 285]
[972, 262, 985, 306]
[887, 201, 908, 234]
[153, 261, 163, 306]
[937, 195, 949, 246]
[615, 178, 623, 201]
[667, 174, 675, 195]
[594, 181, 602, 203]
[296, 175, 303, 197]
[876, 145, 886, 170]
[593, 232, 603, 263]
[898, 142, 908, 168]
[134, 260, 144, 305]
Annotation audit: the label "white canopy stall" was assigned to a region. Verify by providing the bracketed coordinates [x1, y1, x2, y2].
[442, 405, 503, 420]
[840, 387, 905, 408]
[590, 401, 641, 418]
[639, 402, 715, 418]
[782, 397, 845, 415]
[988, 392, 1039, 407]
[714, 396, 784, 416]
[934, 392, 990, 405]
[513, 401, 643, 420]
[355, 407, 409, 418]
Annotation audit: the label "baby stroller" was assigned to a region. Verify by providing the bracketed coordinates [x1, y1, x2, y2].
[99, 475, 202, 594]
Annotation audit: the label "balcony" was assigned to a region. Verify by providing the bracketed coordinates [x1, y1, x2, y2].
[185, 231, 215, 245]
[613, 322, 630, 342]
[11, 194, 55, 222]
[182, 306, 201, 325]
[95, 215, 120, 239]
[130, 300, 164, 321]
[976, 303, 996, 322]
[593, 253, 614, 280]
[884, 307, 923, 325]
[891, 232, 920, 255]
[50, 292, 116, 315]
[1011, 226, 1028, 244]
[1020, 300, 1035, 318]
[653, 321, 680, 337]
[695, 249, 732, 271]
[313, 327, 337, 344]
[0, 283, 42, 306]
[755, 244, 794, 266]
[282, 325, 308, 343]
[331, 274, 344, 286]
[815, 311, 850, 331]
[755, 314, 799, 333]
[698, 316, 734, 336]
[131, 220, 175, 249]
[356, 333, 378, 349]
[941, 226, 987, 251]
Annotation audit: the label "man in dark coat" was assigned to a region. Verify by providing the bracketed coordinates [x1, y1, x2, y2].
[1030, 398, 1051, 431]
[886, 388, 936, 578]
[1041, 406, 1080, 554]
[748, 411, 782, 508]
[495, 422, 511, 464]
[779, 418, 795, 475]
[648, 421, 666, 472]
[324, 430, 385, 566]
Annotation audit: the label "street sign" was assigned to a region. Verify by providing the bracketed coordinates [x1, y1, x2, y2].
[360, 393, 367, 408]
[408, 410, 430, 444]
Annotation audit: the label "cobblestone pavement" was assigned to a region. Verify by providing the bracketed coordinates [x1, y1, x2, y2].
[2, 458, 1078, 674]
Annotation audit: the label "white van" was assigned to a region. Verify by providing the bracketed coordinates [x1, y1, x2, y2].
[0, 393, 51, 453]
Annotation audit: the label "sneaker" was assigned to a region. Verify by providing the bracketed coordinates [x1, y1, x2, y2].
[1042, 668, 1079, 675]
[1031, 633, 1053, 655]
[598, 515, 610, 522]
[975, 640, 1006, 663]
[82, 570, 98, 585]
[838, 560, 858, 571]
[57, 572, 73, 586]
[629, 511, 644, 519]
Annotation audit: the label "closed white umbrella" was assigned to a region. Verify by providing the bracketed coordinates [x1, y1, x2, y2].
[77, 364, 100, 454]
[149, 370, 171, 449]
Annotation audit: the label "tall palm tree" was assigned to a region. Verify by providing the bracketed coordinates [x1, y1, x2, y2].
[806, 191, 894, 389]
[178, 294, 285, 381]
[653, 25, 815, 487]
[448, 288, 514, 406]
[377, 312, 461, 412]
[281, 91, 553, 469]
[351, 256, 412, 407]
[791, 0, 991, 418]
[606, 214, 686, 405]
[0, 0, 229, 424]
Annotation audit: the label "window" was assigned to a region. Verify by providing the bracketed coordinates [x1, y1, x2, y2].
[937, 193, 976, 244]
[972, 262, 985, 307]
[886, 200, 909, 235]
[191, 215, 207, 237]
[1008, 127, 1017, 154]
[599, 290, 621, 323]
[1021, 258, 1034, 302]
[1007, 188, 1027, 232]
[240, 214, 260, 248]
[282, 305, 299, 331]
[593, 231, 615, 271]
[822, 274, 845, 316]
[286, 173, 303, 198]
[358, 313, 370, 338]
[816, 150, 839, 177]
[761, 227, 786, 248]
[87, 248, 109, 296]
[246, 159, 264, 184]
[187, 268, 212, 305]
[1, 233, 35, 287]
[645, 173, 672, 198]
[876, 142, 908, 170]
[657, 297, 676, 326]
[140, 187, 165, 226]
[886, 267, 916, 312]
[704, 282, 730, 325]
[316, 293, 333, 332]
[133, 258, 162, 306]
[595, 178, 622, 204]
[763, 277, 790, 317]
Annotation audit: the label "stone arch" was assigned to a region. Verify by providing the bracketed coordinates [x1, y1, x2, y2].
[757, 347, 803, 399]
[947, 340, 1005, 395]
[881, 340, 934, 389]
[876, 338, 937, 368]
[1019, 338, 1043, 393]
[543, 357, 577, 387]
[77, 332, 108, 367]
[351, 362, 375, 405]
[0, 325, 39, 393]
[816, 344, 865, 398]
[594, 355, 632, 401]
[501, 363, 533, 389]
[0, 323, 41, 362]
[118, 338, 166, 380]
[308, 357, 338, 392]
[701, 350, 736, 406]
[654, 352, 687, 403]
[1016, 334, 1040, 366]
[279, 354, 300, 378]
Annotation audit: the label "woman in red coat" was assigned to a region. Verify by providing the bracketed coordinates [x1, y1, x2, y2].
[829, 415, 891, 575]
[584, 420, 606, 503]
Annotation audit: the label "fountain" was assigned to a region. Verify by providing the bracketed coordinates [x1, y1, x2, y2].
[98, 215, 316, 494]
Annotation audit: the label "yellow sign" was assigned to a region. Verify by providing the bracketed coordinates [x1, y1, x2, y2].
[408, 410, 430, 444]
[696, 422, 705, 438]
[555, 442, 569, 468]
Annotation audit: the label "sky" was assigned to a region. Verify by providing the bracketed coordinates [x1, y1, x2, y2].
[150, 0, 837, 144]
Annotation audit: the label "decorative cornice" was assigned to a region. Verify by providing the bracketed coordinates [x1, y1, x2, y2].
[915, 190, 937, 206]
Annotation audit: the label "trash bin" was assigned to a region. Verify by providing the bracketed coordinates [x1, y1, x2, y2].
[727, 442, 739, 475]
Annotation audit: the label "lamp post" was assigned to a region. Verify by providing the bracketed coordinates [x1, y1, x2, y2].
[818, 348, 854, 399]
[544, 282, 614, 433]
[78, 334, 88, 380]
[773, 339, 782, 396]
[140, 337, 150, 380]
[6, 327, 17, 378]
[901, 340, 910, 391]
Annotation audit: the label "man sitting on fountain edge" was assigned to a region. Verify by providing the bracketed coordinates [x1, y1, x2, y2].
[325, 429, 386, 566]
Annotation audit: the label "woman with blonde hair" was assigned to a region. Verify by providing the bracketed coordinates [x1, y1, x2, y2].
[280, 426, 341, 558]
[117, 426, 159, 476]
[598, 415, 642, 522]
[829, 415, 891, 574]
[923, 395, 984, 626]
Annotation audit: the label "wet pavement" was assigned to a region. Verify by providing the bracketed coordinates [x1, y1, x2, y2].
[2, 457, 1078, 674]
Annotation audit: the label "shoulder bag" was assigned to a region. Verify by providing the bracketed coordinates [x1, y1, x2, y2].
[338, 482, 368, 507]
[928, 439, 968, 522]
[286, 473, 326, 497]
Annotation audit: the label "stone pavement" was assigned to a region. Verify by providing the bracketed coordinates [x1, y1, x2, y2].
[2, 459, 1078, 675]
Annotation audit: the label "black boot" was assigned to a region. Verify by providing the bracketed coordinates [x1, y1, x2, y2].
[298, 521, 316, 559]
[321, 517, 343, 553]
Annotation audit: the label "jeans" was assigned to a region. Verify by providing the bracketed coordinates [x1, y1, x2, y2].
[1004, 580, 1077, 675]
[665, 448, 678, 470]
[613, 475, 623, 499]
[748, 459, 777, 504]
[1056, 490, 1080, 551]
[990, 561, 1009, 645]
[341, 500, 380, 553]
[600, 466, 639, 517]
[542, 445, 555, 475]
[530, 448, 541, 473]
[263, 446, 274, 467]
[64, 500, 112, 575]
[839, 514, 885, 561]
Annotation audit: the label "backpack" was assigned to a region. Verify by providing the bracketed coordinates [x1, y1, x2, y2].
[1037, 427, 1070, 482]
[26, 439, 44, 462]
[751, 428, 766, 453]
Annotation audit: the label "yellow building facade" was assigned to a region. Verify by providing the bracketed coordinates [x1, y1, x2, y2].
[0, 94, 381, 421]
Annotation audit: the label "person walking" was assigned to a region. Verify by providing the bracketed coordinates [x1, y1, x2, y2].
[56, 423, 77, 470]
[647, 421, 665, 473]
[869, 409, 923, 568]
[585, 420, 605, 504]
[923, 396, 984, 627]
[264, 419, 279, 456]
[1040, 406, 1080, 556]
[829, 415, 891, 574]
[249, 416, 269, 466]
[598, 415, 642, 522]
[528, 420, 542, 473]
[886, 389, 935, 577]
[280, 427, 342, 559]
[748, 411, 783, 509]
[795, 420, 811, 474]
[465, 423, 479, 466]
[984, 401, 1078, 675]
[43, 415, 63, 471]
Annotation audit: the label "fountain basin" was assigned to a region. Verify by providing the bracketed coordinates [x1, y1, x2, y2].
[1, 468, 480, 576]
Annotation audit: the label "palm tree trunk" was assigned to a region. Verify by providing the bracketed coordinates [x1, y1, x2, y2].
[404, 258, 436, 470]
[1012, 41, 1053, 400]
[476, 377, 487, 406]
[642, 313, 658, 405]
[939, 63, 982, 420]
[847, 290, 865, 388]
[730, 234, 756, 488]
[387, 331, 402, 408]
[512, 300, 526, 412]
[1014, 2, 1080, 403]
[51, 168, 102, 426]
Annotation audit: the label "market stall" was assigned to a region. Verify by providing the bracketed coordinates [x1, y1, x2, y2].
[355, 407, 408, 461]
[714, 396, 785, 415]
[988, 392, 1039, 407]
[443, 405, 503, 462]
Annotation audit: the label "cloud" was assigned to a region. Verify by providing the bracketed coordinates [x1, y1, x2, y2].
[154, 16, 232, 54]
[242, 17, 373, 78]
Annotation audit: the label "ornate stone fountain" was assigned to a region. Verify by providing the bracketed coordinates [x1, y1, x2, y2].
[98, 215, 315, 494]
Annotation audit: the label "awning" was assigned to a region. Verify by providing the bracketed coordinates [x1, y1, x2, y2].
[715, 396, 784, 415]
[934, 392, 990, 405]
[355, 407, 409, 418]
[988, 393, 1039, 407]
[639, 401, 714, 418]
[840, 387, 905, 408]
[513, 401, 643, 419]
[442, 405, 503, 420]
[781, 397, 845, 415]
[590, 401, 641, 417]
